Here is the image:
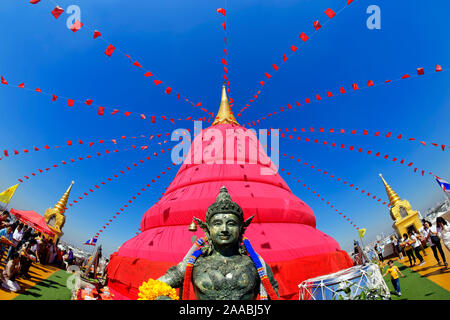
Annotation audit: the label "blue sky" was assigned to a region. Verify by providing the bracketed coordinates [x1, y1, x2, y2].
[0, 0, 449, 256]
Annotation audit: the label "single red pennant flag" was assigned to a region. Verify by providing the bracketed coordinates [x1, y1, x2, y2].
[299, 32, 309, 42]
[368, 80, 374, 86]
[124, 112, 131, 117]
[70, 20, 83, 32]
[151, 116, 156, 123]
[416, 67, 424, 75]
[68, 99, 74, 107]
[217, 8, 226, 16]
[221, 58, 227, 65]
[104, 44, 116, 57]
[316, 94, 322, 100]
[154, 79, 163, 85]
[165, 87, 172, 94]
[1, 76, 8, 85]
[325, 8, 336, 19]
[51, 6, 64, 19]
[259, 81, 265, 86]
[272, 64, 279, 71]
[140, 114, 146, 120]
[305, 98, 311, 104]
[111, 109, 119, 115]
[35, 88, 42, 92]
[29, 0, 40, 3]
[224, 67, 228, 73]
[177, 93, 180, 99]
[144, 71, 153, 77]
[222, 22, 226, 31]
[290, 45, 298, 52]
[327, 91, 333, 97]
[85, 99, 93, 105]
[347, 0, 354, 4]
[401, 74, 410, 79]
[52, 94, 58, 101]
[436, 64, 442, 72]
[98, 106, 105, 116]
[66, 140, 72, 146]
[93, 30, 101, 39]
[264, 72, 271, 79]
[18, 83, 25, 88]
[283, 54, 287, 62]
[340, 87, 346, 94]
[133, 61, 143, 68]
[352, 83, 359, 90]
[313, 20, 322, 30]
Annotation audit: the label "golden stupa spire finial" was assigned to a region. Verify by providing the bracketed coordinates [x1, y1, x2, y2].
[212, 83, 239, 126]
[54, 181, 74, 214]
[379, 174, 401, 207]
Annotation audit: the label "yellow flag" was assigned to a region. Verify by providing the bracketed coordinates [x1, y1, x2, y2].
[0, 184, 19, 204]
[358, 228, 366, 239]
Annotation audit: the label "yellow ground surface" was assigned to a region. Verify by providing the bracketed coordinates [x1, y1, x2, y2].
[0, 257, 60, 300]
[389, 245, 450, 291]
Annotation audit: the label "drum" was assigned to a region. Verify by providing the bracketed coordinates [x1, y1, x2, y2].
[298, 263, 390, 300]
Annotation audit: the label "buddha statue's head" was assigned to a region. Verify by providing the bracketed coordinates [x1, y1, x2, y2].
[194, 186, 253, 256]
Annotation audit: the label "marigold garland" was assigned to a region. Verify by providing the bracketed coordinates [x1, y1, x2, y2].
[137, 279, 179, 300]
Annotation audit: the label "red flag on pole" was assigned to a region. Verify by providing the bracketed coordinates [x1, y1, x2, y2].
[98, 106, 105, 116]
[51, 6, 64, 19]
[216, 8, 226, 16]
[299, 32, 309, 42]
[93, 30, 101, 39]
[313, 20, 322, 30]
[105, 44, 116, 57]
[325, 8, 336, 19]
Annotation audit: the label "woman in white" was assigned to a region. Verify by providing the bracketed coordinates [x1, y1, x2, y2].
[436, 217, 450, 252]
[422, 220, 447, 267]
[409, 230, 425, 266]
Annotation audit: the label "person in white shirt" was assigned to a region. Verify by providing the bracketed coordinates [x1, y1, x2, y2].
[408, 230, 425, 266]
[422, 220, 447, 267]
[6, 223, 23, 261]
[436, 217, 450, 255]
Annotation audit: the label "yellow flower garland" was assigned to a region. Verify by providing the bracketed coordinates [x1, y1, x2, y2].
[138, 279, 179, 300]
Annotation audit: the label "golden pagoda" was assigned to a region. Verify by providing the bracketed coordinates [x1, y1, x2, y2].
[379, 174, 422, 236]
[212, 84, 239, 126]
[44, 181, 74, 240]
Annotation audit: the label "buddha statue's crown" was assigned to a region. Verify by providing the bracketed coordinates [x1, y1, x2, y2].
[206, 186, 244, 223]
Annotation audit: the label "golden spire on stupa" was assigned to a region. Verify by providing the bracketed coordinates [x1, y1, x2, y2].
[54, 181, 74, 214]
[212, 83, 239, 126]
[379, 174, 401, 207]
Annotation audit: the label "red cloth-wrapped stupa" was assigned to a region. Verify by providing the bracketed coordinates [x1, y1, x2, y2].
[106, 86, 353, 300]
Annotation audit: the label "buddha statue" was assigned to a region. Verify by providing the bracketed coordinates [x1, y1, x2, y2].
[157, 186, 279, 300]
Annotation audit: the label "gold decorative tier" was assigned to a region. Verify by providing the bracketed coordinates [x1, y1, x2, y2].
[212, 84, 239, 126]
[379, 174, 401, 207]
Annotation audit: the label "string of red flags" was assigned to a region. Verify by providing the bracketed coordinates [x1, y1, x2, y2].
[93, 163, 178, 237]
[0, 74, 212, 126]
[279, 151, 389, 207]
[276, 131, 437, 178]
[15, 145, 152, 184]
[67, 144, 172, 210]
[279, 127, 448, 152]
[27, 0, 213, 118]
[216, 4, 235, 109]
[237, 0, 355, 117]
[279, 167, 359, 229]
[245, 64, 448, 127]
[0, 129, 174, 161]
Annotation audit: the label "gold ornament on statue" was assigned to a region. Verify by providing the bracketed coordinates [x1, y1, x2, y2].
[188, 219, 197, 232]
